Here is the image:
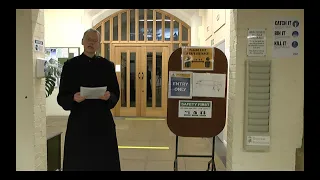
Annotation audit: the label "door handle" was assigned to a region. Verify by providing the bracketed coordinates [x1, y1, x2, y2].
[138, 72, 141, 79]
[141, 72, 144, 80]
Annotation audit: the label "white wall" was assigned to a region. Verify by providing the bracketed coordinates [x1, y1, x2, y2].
[44, 9, 92, 116]
[92, 9, 122, 27]
[16, 9, 47, 171]
[16, 9, 36, 171]
[227, 9, 304, 170]
[32, 9, 48, 171]
[190, 13, 202, 46]
[198, 9, 231, 145]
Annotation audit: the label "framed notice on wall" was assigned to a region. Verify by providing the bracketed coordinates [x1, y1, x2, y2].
[213, 9, 226, 33]
[204, 10, 213, 40]
[247, 28, 267, 57]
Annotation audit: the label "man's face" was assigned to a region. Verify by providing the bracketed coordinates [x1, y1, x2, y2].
[82, 31, 100, 54]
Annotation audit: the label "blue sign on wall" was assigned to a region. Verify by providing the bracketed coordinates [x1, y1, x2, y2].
[168, 71, 193, 99]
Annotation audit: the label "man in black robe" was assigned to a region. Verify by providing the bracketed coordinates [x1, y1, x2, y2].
[57, 28, 121, 171]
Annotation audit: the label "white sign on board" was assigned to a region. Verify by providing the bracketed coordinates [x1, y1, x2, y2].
[273, 19, 300, 58]
[247, 28, 266, 57]
[178, 100, 212, 118]
[168, 71, 193, 99]
[192, 73, 226, 98]
[246, 135, 270, 146]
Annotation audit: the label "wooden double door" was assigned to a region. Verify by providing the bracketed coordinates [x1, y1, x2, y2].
[111, 44, 170, 117]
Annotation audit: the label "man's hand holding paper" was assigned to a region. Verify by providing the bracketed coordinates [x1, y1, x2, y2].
[100, 91, 111, 101]
[74, 92, 86, 103]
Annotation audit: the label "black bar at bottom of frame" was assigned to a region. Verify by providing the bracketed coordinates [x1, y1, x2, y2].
[176, 155, 213, 158]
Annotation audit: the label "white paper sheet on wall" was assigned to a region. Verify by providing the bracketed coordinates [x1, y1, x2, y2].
[115, 65, 121, 72]
[69, 48, 79, 57]
[56, 48, 69, 58]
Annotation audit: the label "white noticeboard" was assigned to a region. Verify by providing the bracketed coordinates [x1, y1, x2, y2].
[273, 19, 300, 58]
[178, 100, 212, 118]
[192, 73, 226, 98]
[247, 29, 266, 57]
[246, 135, 270, 146]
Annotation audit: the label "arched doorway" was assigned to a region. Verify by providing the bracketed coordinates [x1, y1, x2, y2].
[93, 9, 191, 117]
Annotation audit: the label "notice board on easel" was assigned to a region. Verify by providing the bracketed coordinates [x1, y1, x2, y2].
[167, 47, 228, 137]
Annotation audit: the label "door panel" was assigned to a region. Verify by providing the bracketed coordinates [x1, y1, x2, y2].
[113, 45, 169, 117]
[141, 46, 169, 117]
[114, 46, 141, 117]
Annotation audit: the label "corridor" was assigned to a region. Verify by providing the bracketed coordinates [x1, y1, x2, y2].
[16, 9, 304, 171]
[47, 117, 226, 171]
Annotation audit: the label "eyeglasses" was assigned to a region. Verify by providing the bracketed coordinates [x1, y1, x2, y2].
[85, 37, 99, 43]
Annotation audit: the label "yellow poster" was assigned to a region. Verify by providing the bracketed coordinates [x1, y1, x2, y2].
[181, 46, 214, 71]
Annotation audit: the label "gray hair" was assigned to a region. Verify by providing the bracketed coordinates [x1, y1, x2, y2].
[82, 28, 101, 41]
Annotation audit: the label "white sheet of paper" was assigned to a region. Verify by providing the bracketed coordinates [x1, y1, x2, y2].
[80, 86, 107, 99]
[192, 73, 226, 98]
[116, 65, 121, 72]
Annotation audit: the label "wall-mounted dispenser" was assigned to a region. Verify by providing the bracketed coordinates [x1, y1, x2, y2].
[243, 60, 271, 152]
[36, 58, 47, 78]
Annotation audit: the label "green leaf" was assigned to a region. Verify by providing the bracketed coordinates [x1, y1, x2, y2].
[44, 58, 63, 98]
[45, 75, 56, 98]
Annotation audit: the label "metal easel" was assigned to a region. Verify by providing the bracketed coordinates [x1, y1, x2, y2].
[173, 136, 216, 171]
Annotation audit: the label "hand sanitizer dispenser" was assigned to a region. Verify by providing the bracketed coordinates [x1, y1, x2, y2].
[36, 58, 46, 78]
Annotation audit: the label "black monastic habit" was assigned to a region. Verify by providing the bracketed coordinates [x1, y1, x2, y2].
[57, 53, 121, 171]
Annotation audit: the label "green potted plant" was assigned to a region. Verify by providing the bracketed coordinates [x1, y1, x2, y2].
[45, 58, 63, 98]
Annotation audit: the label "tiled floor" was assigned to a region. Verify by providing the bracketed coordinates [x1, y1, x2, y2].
[47, 116, 226, 171]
